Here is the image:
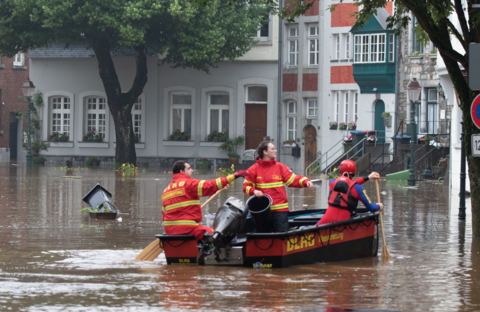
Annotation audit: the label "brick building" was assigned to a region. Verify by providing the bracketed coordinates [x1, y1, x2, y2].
[0, 53, 29, 162]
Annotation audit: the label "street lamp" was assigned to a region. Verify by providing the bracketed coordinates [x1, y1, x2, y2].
[22, 79, 35, 167]
[407, 78, 421, 186]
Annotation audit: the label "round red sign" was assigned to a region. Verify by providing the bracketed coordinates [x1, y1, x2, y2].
[471, 94, 480, 129]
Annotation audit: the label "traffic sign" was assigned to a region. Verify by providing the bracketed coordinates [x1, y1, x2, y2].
[471, 94, 480, 129]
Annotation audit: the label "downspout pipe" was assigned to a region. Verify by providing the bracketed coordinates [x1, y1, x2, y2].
[276, 0, 284, 160]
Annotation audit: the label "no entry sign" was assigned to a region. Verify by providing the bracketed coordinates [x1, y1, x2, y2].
[471, 94, 480, 129]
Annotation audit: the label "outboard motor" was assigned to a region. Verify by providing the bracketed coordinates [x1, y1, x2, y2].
[212, 197, 246, 248]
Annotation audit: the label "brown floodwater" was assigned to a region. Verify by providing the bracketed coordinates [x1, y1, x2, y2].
[0, 164, 477, 312]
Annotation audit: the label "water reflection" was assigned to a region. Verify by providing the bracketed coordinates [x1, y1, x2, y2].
[0, 164, 478, 311]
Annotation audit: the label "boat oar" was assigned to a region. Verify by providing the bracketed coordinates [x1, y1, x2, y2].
[135, 188, 225, 261]
[375, 179, 390, 260]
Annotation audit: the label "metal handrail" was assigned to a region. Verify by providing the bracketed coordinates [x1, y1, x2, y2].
[305, 137, 344, 176]
[323, 138, 367, 174]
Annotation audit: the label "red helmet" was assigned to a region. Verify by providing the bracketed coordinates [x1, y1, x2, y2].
[339, 160, 357, 175]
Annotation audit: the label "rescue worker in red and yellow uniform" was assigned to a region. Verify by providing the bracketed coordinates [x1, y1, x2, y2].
[162, 160, 247, 239]
[317, 159, 383, 225]
[243, 140, 313, 232]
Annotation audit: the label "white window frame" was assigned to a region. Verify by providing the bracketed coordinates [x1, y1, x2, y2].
[333, 34, 340, 61]
[84, 95, 108, 142]
[13, 52, 25, 67]
[132, 97, 144, 143]
[256, 16, 270, 41]
[207, 92, 230, 136]
[49, 95, 72, 141]
[286, 100, 296, 141]
[388, 33, 395, 62]
[344, 33, 351, 60]
[305, 98, 318, 119]
[307, 23, 319, 66]
[343, 92, 349, 123]
[333, 91, 340, 122]
[353, 33, 387, 64]
[353, 91, 358, 122]
[426, 88, 438, 134]
[246, 85, 268, 103]
[170, 92, 192, 137]
[287, 24, 299, 67]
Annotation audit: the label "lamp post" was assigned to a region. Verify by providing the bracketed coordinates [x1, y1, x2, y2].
[407, 78, 421, 186]
[22, 79, 35, 167]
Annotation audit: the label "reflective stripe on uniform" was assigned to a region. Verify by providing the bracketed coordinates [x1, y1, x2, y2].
[197, 180, 206, 196]
[271, 203, 289, 211]
[163, 220, 199, 226]
[299, 177, 307, 187]
[256, 181, 284, 188]
[163, 200, 201, 212]
[285, 174, 296, 186]
[215, 177, 223, 189]
[245, 186, 253, 194]
[161, 189, 185, 201]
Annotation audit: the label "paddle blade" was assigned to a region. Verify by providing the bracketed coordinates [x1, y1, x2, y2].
[136, 239, 163, 261]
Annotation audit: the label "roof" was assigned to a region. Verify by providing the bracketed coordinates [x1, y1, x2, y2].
[29, 43, 95, 59]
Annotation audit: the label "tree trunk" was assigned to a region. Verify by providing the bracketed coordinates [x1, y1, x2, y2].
[91, 39, 148, 165]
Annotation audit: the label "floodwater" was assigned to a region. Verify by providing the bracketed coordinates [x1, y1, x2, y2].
[0, 164, 477, 312]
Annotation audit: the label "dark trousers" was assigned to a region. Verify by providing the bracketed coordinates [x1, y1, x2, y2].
[271, 211, 289, 232]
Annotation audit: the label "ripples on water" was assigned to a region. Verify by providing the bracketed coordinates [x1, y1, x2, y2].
[0, 165, 478, 311]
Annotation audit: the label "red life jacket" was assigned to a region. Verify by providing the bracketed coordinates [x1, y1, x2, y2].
[327, 176, 358, 212]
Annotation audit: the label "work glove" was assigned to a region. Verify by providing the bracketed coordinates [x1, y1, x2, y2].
[234, 170, 248, 179]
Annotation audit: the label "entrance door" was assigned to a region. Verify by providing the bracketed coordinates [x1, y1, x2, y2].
[303, 125, 317, 169]
[374, 100, 385, 144]
[9, 112, 18, 161]
[245, 104, 267, 149]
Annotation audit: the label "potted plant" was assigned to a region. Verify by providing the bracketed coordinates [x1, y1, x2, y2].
[206, 131, 228, 142]
[219, 136, 244, 164]
[382, 112, 392, 128]
[339, 122, 347, 130]
[329, 121, 338, 130]
[49, 132, 69, 142]
[168, 129, 190, 141]
[83, 129, 104, 142]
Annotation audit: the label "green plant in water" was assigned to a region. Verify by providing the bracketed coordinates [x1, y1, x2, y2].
[119, 163, 137, 177]
[217, 164, 235, 176]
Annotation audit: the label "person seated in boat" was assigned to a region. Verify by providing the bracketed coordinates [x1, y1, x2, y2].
[162, 160, 247, 240]
[243, 140, 313, 232]
[317, 159, 383, 225]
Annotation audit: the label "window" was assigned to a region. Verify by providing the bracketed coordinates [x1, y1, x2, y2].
[286, 101, 296, 141]
[343, 92, 349, 122]
[132, 98, 143, 143]
[307, 24, 319, 66]
[170, 93, 192, 138]
[426, 88, 438, 134]
[411, 16, 424, 54]
[208, 93, 229, 136]
[388, 33, 395, 62]
[306, 98, 317, 118]
[247, 86, 267, 103]
[333, 91, 340, 122]
[333, 34, 340, 60]
[343, 33, 351, 59]
[13, 52, 24, 67]
[287, 25, 299, 66]
[353, 91, 358, 122]
[84, 96, 107, 142]
[256, 17, 269, 40]
[353, 33, 387, 63]
[49, 96, 71, 141]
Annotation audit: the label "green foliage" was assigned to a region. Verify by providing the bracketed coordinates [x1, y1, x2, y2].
[85, 156, 100, 168]
[118, 163, 137, 176]
[83, 130, 104, 142]
[219, 136, 244, 158]
[217, 164, 235, 176]
[168, 129, 190, 141]
[49, 132, 69, 142]
[206, 131, 228, 142]
[328, 167, 339, 179]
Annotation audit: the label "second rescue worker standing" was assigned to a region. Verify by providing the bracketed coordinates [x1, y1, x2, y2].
[243, 140, 313, 232]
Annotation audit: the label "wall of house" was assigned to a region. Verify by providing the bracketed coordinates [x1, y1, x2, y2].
[29, 56, 278, 165]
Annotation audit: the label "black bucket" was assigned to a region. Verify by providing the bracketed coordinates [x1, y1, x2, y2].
[246, 195, 272, 233]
